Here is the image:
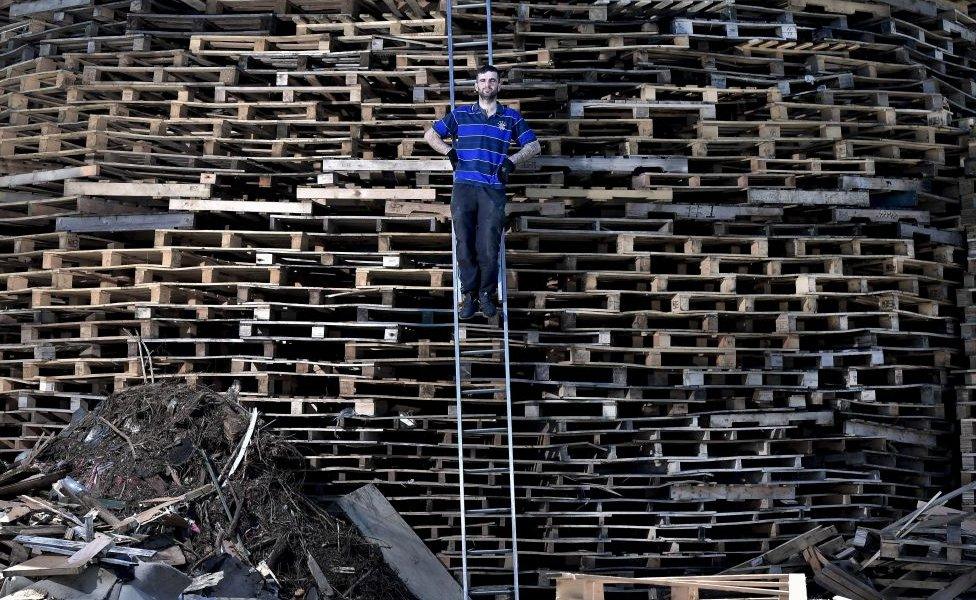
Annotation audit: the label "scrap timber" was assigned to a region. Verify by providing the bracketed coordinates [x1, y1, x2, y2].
[0, 0, 975, 598]
[724, 482, 976, 600]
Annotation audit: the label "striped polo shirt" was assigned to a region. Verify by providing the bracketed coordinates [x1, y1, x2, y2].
[432, 102, 537, 189]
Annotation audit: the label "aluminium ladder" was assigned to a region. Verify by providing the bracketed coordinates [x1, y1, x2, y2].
[446, 0, 520, 598]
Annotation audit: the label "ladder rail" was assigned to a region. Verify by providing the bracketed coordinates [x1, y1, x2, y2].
[451, 235, 519, 600]
[450, 222, 470, 599]
[449, 2, 521, 597]
[446, 2, 469, 596]
[499, 236, 521, 600]
[486, 0, 493, 64]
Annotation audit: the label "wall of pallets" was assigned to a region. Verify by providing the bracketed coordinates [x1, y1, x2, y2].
[1, 0, 976, 597]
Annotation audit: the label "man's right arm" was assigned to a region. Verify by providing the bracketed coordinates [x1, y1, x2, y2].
[424, 128, 453, 155]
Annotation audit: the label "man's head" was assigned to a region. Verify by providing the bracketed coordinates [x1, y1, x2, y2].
[475, 64, 501, 104]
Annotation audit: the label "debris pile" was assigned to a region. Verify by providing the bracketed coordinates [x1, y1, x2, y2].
[0, 383, 415, 600]
[726, 483, 976, 600]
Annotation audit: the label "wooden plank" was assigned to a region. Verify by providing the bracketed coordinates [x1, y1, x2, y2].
[0, 505, 30, 523]
[66, 533, 114, 566]
[526, 187, 672, 201]
[385, 201, 451, 218]
[843, 420, 937, 449]
[2, 555, 85, 578]
[297, 187, 436, 200]
[640, 204, 782, 220]
[671, 483, 795, 501]
[839, 176, 920, 191]
[18, 496, 84, 527]
[321, 158, 449, 172]
[747, 189, 870, 206]
[9, 0, 89, 17]
[533, 155, 689, 173]
[0, 590, 46, 600]
[307, 553, 336, 597]
[64, 182, 212, 198]
[336, 484, 466, 600]
[929, 568, 976, 600]
[0, 165, 99, 188]
[724, 526, 838, 572]
[897, 223, 962, 246]
[13, 535, 156, 561]
[169, 199, 312, 214]
[556, 573, 801, 596]
[57, 213, 195, 232]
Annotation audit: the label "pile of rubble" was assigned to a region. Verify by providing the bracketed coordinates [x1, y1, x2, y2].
[0, 383, 415, 600]
[726, 482, 976, 599]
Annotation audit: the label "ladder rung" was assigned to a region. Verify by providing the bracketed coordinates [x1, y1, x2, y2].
[462, 387, 505, 396]
[469, 549, 513, 556]
[465, 427, 506, 435]
[461, 349, 501, 356]
[454, 2, 487, 8]
[470, 585, 514, 595]
[467, 507, 509, 515]
[467, 467, 510, 473]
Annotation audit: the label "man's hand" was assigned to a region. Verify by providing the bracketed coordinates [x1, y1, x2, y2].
[495, 158, 516, 183]
[447, 148, 459, 170]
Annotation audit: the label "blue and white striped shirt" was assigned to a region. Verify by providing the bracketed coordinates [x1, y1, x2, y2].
[432, 103, 537, 189]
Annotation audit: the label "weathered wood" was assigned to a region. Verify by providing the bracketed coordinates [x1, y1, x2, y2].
[0, 166, 99, 188]
[337, 485, 466, 600]
[63, 182, 211, 198]
[555, 573, 806, 599]
[321, 158, 449, 172]
[307, 554, 335, 597]
[1, 555, 86, 578]
[56, 213, 195, 232]
[929, 568, 976, 600]
[839, 176, 920, 191]
[297, 187, 436, 200]
[724, 526, 839, 572]
[10, 0, 89, 17]
[747, 189, 870, 206]
[533, 155, 689, 173]
[670, 483, 795, 502]
[65, 533, 114, 566]
[13, 535, 156, 561]
[169, 199, 312, 214]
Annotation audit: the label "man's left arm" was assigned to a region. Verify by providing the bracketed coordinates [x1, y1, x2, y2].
[509, 139, 541, 167]
[509, 113, 540, 167]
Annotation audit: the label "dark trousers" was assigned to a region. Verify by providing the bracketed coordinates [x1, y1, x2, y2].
[451, 182, 506, 295]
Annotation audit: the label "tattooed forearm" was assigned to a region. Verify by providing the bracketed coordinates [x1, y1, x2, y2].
[509, 140, 541, 166]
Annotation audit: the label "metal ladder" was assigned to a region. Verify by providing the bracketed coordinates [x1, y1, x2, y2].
[446, 1, 519, 598]
[450, 232, 519, 599]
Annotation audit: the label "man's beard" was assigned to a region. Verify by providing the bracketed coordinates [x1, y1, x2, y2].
[478, 90, 497, 102]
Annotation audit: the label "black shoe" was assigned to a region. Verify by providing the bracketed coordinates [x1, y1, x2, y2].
[479, 290, 498, 318]
[458, 292, 477, 320]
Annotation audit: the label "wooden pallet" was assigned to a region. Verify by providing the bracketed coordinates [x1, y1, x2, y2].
[554, 573, 807, 600]
[0, 1, 973, 597]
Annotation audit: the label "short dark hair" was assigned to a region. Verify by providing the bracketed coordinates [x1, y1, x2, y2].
[477, 64, 501, 78]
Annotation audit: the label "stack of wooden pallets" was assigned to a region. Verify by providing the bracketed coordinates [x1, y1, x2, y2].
[1, 0, 974, 597]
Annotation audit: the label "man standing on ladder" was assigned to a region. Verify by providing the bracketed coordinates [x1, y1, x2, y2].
[424, 64, 542, 320]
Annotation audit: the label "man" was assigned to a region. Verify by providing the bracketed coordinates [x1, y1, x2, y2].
[424, 64, 542, 319]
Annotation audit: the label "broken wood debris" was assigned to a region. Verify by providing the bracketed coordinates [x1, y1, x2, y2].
[724, 483, 976, 599]
[0, 383, 416, 600]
